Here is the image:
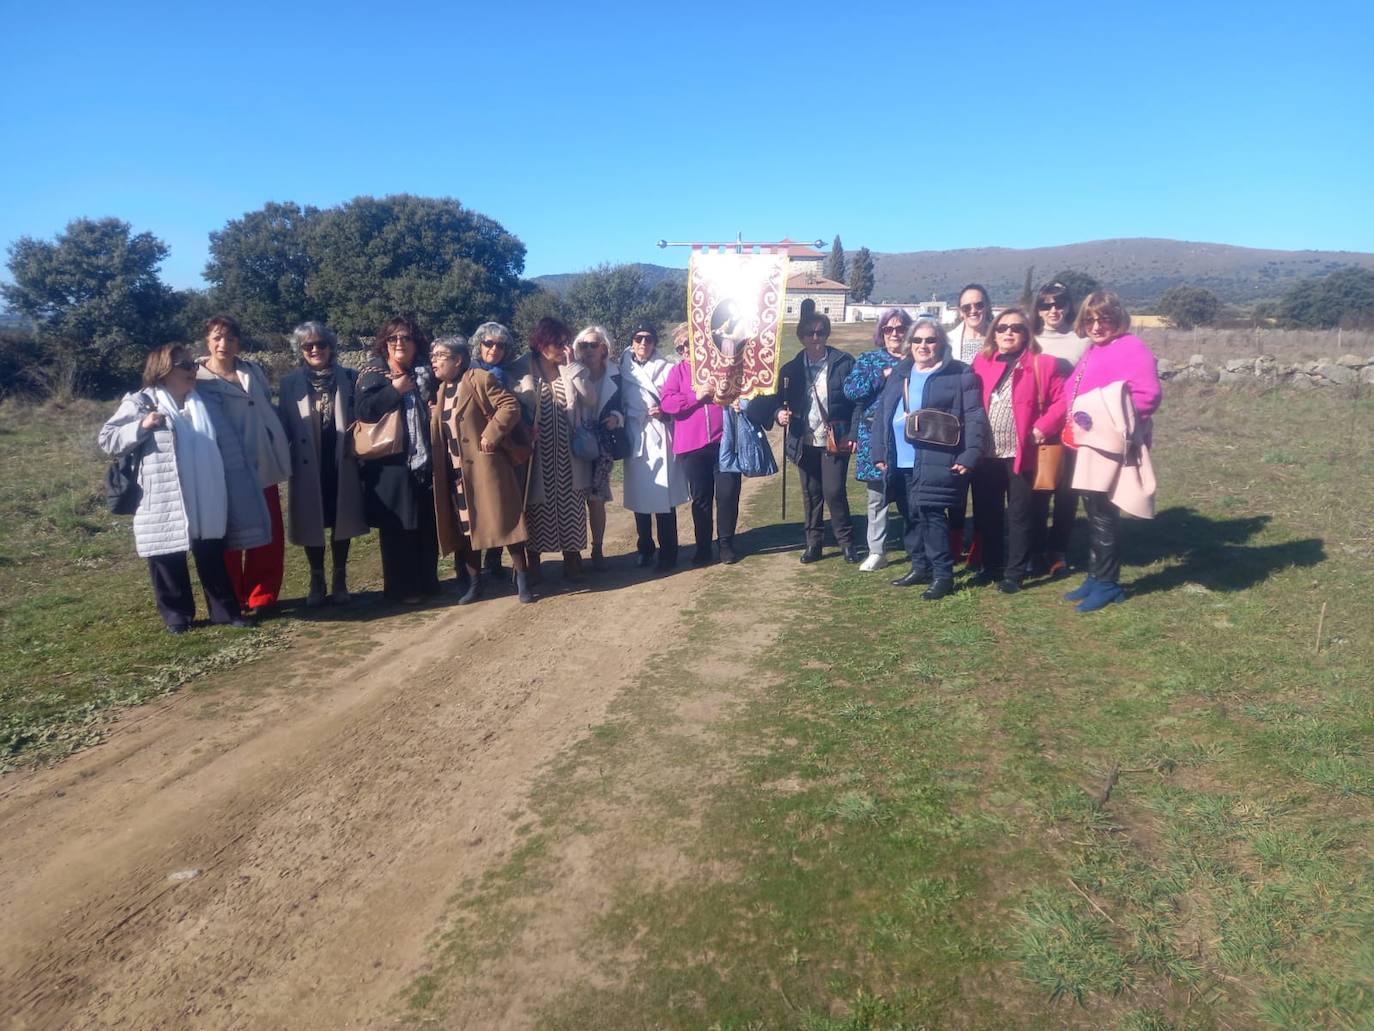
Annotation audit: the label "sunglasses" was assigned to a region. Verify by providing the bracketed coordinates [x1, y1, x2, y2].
[632, 333, 654, 343]
[1084, 315, 1114, 327]
[1037, 299, 1067, 311]
[301, 341, 330, 351]
[960, 301, 987, 314]
[995, 324, 1029, 336]
[171, 359, 197, 372]
[675, 343, 689, 353]
[882, 325, 906, 335]
[479, 339, 505, 349]
[387, 333, 414, 344]
[804, 329, 829, 339]
[911, 336, 939, 347]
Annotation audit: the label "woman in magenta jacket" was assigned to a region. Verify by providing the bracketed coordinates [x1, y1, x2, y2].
[1062, 291, 1162, 612]
[659, 322, 742, 565]
[969, 307, 1066, 593]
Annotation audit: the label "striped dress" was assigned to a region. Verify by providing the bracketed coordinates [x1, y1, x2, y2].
[525, 379, 588, 552]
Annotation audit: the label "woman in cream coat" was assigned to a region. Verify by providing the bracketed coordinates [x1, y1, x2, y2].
[618, 322, 688, 570]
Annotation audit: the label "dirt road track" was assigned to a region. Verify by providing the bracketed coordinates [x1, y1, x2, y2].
[0, 505, 741, 1029]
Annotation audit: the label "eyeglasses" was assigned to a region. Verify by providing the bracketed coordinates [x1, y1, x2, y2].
[171, 359, 197, 372]
[1037, 300, 1067, 311]
[1084, 315, 1114, 328]
[632, 333, 654, 343]
[882, 325, 906, 335]
[301, 341, 330, 352]
[911, 336, 939, 347]
[960, 301, 987, 314]
[387, 333, 414, 344]
[995, 324, 1029, 336]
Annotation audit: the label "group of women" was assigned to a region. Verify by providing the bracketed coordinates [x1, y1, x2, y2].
[828, 283, 1161, 610]
[100, 281, 1160, 633]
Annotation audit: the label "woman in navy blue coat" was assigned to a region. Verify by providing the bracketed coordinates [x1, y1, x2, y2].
[868, 319, 986, 599]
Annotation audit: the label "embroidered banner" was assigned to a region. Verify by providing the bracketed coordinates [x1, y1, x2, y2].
[686, 251, 788, 399]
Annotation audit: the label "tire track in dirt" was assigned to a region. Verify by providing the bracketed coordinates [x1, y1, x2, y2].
[0, 493, 787, 1030]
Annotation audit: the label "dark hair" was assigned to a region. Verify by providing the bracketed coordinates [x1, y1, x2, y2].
[204, 314, 241, 340]
[796, 298, 831, 343]
[371, 315, 430, 364]
[981, 307, 1041, 360]
[142, 343, 189, 388]
[629, 322, 659, 345]
[957, 284, 990, 317]
[529, 316, 571, 354]
[1032, 281, 1076, 334]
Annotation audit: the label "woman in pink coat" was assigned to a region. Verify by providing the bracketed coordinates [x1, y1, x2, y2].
[969, 307, 1066, 593]
[1062, 291, 1162, 612]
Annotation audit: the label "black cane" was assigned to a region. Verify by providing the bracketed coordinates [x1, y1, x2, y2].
[780, 375, 789, 520]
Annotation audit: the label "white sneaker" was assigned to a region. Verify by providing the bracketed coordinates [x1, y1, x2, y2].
[859, 554, 888, 571]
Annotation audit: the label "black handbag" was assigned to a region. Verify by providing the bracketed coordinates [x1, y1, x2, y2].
[902, 377, 961, 446]
[105, 448, 144, 514]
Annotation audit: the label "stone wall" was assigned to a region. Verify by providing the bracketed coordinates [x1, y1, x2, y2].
[1160, 352, 1374, 388]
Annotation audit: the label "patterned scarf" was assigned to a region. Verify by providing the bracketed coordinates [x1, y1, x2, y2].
[305, 363, 338, 426]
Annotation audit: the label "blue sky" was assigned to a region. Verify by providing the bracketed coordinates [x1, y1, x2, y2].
[3, 0, 1371, 290]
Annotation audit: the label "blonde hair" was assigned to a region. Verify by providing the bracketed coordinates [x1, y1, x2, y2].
[573, 325, 614, 358]
[141, 343, 189, 388]
[980, 307, 1041, 360]
[670, 321, 691, 349]
[1075, 290, 1131, 338]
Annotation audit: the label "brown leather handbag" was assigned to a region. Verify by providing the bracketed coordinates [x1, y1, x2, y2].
[1030, 355, 1064, 491]
[349, 407, 404, 460]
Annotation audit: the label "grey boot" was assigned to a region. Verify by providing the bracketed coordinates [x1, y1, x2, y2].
[306, 569, 327, 607]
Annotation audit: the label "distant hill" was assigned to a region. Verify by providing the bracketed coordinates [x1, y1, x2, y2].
[532, 263, 686, 296]
[869, 239, 1374, 307]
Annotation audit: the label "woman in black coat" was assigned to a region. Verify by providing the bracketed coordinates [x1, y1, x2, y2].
[869, 319, 986, 599]
[750, 301, 859, 563]
[356, 315, 441, 603]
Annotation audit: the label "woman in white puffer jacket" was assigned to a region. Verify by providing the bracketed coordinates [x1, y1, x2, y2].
[99, 343, 271, 633]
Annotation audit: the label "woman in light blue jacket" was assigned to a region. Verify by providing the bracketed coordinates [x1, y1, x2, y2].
[99, 343, 269, 633]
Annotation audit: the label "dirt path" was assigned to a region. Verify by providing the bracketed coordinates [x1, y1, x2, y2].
[0, 484, 794, 1030]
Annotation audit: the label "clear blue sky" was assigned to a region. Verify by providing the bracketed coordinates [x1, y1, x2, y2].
[3, 0, 1371, 290]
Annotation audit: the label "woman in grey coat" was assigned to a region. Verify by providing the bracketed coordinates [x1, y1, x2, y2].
[99, 343, 271, 633]
[277, 322, 369, 606]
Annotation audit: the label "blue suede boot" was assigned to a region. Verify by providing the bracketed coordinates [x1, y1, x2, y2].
[1075, 580, 1125, 613]
[1063, 576, 1099, 602]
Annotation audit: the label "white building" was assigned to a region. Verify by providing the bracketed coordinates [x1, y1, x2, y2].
[847, 299, 961, 326]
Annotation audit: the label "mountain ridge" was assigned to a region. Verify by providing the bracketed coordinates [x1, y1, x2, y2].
[531, 239, 1374, 308]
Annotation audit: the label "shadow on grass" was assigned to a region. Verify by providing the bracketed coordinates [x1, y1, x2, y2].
[1127, 505, 1326, 596]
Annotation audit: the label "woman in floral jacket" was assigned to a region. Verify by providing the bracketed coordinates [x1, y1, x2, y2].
[842, 307, 912, 570]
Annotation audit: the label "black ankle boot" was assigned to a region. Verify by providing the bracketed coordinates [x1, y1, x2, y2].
[515, 570, 535, 604]
[458, 571, 483, 605]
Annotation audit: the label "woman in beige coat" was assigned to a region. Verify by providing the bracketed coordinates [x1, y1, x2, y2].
[277, 322, 369, 606]
[430, 337, 535, 604]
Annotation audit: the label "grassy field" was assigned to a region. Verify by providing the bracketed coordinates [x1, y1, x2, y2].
[0, 398, 386, 769]
[404, 383, 1374, 1028]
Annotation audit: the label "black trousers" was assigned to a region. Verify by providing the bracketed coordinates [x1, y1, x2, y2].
[681, 444, 741, 557]
[377, 484, 441, 600]
[797, 445, 853, 549]
[1080, 490, 1122, 584]
[1031, 449, 1078, 558]
[972, 457, 1036, 580]
[147, 538, 240, 629]
[897, 469, 954, 580]
[634, 511, 679, 563]
[304, 539, 351, 572]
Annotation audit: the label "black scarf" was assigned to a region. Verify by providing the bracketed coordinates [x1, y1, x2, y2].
[306, 363, 338, 425]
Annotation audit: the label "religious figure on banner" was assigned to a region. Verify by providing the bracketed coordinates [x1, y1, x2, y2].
[687, 251, 788, 400]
